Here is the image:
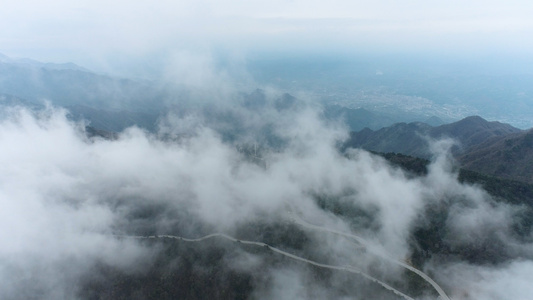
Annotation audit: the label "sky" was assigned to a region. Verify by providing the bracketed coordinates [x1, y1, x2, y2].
[2, 0, 533, 74]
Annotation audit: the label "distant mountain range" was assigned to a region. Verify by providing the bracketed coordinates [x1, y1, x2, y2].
[0, 53, 90, 72]
[0, 53, 454, 133]
[0, 53, 162, 112]
[346, 116, 533, 183]
[2, 53, 532, 183]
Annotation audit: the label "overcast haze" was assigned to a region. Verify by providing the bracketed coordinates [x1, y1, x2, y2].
[2, 0, 533, 74]
[2, 2, 533, 299]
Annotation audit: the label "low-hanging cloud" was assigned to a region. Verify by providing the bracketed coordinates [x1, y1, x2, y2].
[1, 97, 532, 299]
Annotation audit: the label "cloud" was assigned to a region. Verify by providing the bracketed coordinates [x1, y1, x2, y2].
[1, 99, 532, 299]
[433, 260, 533, 300]
[0, 107, 153, 299]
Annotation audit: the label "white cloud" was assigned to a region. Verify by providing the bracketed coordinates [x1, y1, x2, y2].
[435, 260, 533, 300]
[0, 101, 532, 298]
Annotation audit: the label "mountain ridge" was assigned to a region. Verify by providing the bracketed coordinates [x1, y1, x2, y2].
[346, 115, 532, 183]
[458, 129, 533, 183]
[346, 116, 522, 157]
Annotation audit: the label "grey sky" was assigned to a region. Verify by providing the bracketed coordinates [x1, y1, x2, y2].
[2, 0, 533, 72]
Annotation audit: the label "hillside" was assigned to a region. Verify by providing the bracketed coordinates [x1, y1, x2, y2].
[431, 116, 521, 152]
[459, 129, 533, 184]
[346, 116, 521, 158]
[345, 116, 533, 183]
[346, 115, 520, 152]
[345, 122, 433, 157]
[0, 57, 161, 112]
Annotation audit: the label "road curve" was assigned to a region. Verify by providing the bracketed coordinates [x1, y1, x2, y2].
[287, 212, 451, 300]
[115, 233, 414, 300]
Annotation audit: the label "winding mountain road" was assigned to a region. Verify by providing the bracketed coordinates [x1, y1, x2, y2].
[116, 233, 415, 300]
[287, 211, 451, 300]
[113, 210, 452, 300]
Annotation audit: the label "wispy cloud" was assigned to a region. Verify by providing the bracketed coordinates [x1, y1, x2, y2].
[1, 97, 531, 298]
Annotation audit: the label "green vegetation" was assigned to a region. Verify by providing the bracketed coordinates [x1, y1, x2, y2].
[80, 239, 255, 300]
[375, 152, 430, 176]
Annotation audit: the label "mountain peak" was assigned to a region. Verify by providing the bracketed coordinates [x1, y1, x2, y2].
[347, 115, 522, 159]
[461, 115, 486, 123]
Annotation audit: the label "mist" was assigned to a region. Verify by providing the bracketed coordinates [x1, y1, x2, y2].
[3, 0, 533, 77]
[2, 0, 533, 297]
[0, 87, 532, 299]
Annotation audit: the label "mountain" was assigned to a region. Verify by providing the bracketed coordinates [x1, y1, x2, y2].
[0, 54, 161, 112]
[346, 122, 433, 157]
[379, 151, 533, 206]
[0, 92, 160, 132]
[0, 53, 168, 132]
[345, 115, 533, 183]
[431, 116, 521, 152]
[0, 52, 89, 72]
[68, 105, 159, 132]
[459, 129, 533, 183]
[345, 116, 522, 158]
[85, 126, 119, 140]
